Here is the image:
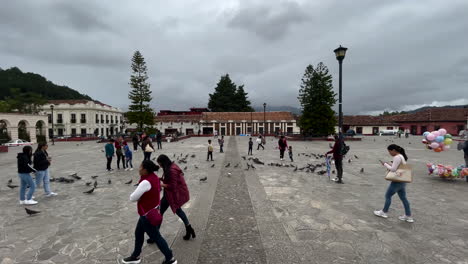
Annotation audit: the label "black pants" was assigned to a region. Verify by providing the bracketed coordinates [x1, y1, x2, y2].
[157, 141, 162, 149]
[248, 147, 253, 155]
[335, 158, 343, 180]
[116, 151, 126, 169]
[289, 153, 293, 162]
[106, 156, 112, 170]
[144, 152, 152, 161]
[207, 152, 213, 161]
[131, 216, 173, 261]
[257, 143, 264, 150]
[160, 196, 190, 226]
[280, 149, 285, 159]
[220, 145, 224, 153]
[133, 142, 138, 151]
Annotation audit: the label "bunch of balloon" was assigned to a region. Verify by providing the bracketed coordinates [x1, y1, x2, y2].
[422, 128, 453, 152]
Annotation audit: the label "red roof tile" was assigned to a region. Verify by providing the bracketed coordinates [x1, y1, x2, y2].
[201, 112, 295, 122]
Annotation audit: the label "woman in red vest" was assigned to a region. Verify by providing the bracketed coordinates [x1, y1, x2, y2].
[122, 160, 177, 264]
[156, 154, 195, 240]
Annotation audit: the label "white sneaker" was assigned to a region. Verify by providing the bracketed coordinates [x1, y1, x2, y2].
[373, 210, 388, 218]
[24, 199, 38, 205]
[398, 215, 414, 223]
[130, 168, 134, 171]
[125, 168, 129, 171]
[19, 200, 25, 205]
[46, 192, 58, 197]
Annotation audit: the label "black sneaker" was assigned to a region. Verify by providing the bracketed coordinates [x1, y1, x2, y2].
[161, 258, 177, 264]
[122, 256, 141, 264]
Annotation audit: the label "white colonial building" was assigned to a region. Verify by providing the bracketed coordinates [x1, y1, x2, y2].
[0, 113, 48, 143]
[41, 100, 124, 138]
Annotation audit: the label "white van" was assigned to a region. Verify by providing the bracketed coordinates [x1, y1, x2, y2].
[379, 129, 398, 136]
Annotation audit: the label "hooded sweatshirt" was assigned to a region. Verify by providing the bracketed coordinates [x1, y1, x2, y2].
[17, 153, 35, 173]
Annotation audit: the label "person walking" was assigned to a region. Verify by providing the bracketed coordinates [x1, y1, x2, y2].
[156, 131, 163, 150]
[374, 144, 413, 222]
[207, 140, 214, 161]
[105, 139, 115, 171]
[463, 138, 468, 167]
[248, 138, 253, 155]
[278, 135, 288, 161]
[142, 137, 154, 161]
[122, 160, 177, 264]
[17, 146, 38, 205]
[326, 134, 344, 184]
[257, 135, 265, 150]
[33, 142, 57, 197]
[132, 134, 139, 152]
[115, 136, 126, 170]
[124, 143, 134, 171]
[147, 155, 195, 244]
[288, 146, 294, 162]
[218, 136, 224, 153]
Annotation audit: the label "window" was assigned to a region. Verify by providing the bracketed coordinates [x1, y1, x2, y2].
[58, 128, 64, 136]
[387, 127, 393, 130]
[101, 114, 104, 123]
[287, 127, 293, 133]
[48, 114, 52, 123]
[236, 123, 241, 126]
[71, 114, 76, 123]
[71, 128, 77, 136]
[81, 128, 87, 136]
[57, 114, 63, 124]
[111, 116, 114, 123]
[80, 114, 86, 123]
[106, 115, 109, 124]
[356, 127, 363, 134]
[101, 128, 104, 136]
[275, 122, 280, 126]
[96, 114, 99, 123]
[287, 122, 293, 126]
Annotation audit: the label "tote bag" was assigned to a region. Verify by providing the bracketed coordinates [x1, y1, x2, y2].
[385, 155, 413, 183]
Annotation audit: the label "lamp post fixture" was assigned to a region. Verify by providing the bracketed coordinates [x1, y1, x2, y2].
[50, 105, 55, 145]
[263, 103, 267, 136]
[334, 45, 348, 136]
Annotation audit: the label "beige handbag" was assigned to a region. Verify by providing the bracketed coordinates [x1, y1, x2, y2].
[385, 155, 413, 183]
[145, 144, 154, 153]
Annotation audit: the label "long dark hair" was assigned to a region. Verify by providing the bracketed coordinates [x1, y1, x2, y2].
[35, 142, 47, 153]
[387, 144, 408, 161]
[22, 145, 33, 157]
[141, 160, 159, 174]
[157, 154, 173, 179]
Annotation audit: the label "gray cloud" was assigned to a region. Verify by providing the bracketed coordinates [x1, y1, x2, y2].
[0, 0, 467, 114]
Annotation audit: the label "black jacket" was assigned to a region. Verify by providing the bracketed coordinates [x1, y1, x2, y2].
[33, 150, 50, 171]
[17, 153, 35, 173]
[463, 141, 468, 155]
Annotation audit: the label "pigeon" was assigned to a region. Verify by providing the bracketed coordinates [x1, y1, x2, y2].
[211, 164, 215, 168]
[108, 179, 112, 184]
[348, 159, 352, 163]
[293, 166, 298, 172]
[93, 180, 98, 188]
[191, 154, 196, 158]
[70, 174, 82, 180]
[8, 179, 12, 184]
[360, 168, 364, 173]
[354, 155, 359, 159]
[125, 179, 133, 185]
[173, 154, 176, 158]
[242, 156, 246, 160]
[76, 144, 79, 146]
[91, 175, 98, 179]
[7, 184, 19, 189]
[234, 163, 239, 168]
[83, 188, 95, 194]
[25, 208, 40, 216]
[250, 164, 256, 170]
[183, 166, 188, 171]
[199, 177, 207, 182]
[85, 182, 92, 186]
[194, 165, 199, 169]
[225, 163, 231, 168]
[252, 158, 264, 165]
[101, 149, 104, 152]
[133, 183, 139, 187]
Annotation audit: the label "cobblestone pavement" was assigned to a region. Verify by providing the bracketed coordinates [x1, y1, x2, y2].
[0, 136, 467, 264]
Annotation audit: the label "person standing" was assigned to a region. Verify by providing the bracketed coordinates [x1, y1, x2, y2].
[105, 139, 115, 171]
[288, 146, 294, 162]
[33, 143, 57, 197]
[156, 131, 163, 150]
[115, 137, 126, 170]
[256, 135, 265, 150]
[132, 134, 139, 152]
[122, 160, 177, 264]
[218, 136, 224, 153]
[248, 138, 253, 155]
[147, 155, 195, 243]
[326, 135, 344, 184]
[124, 143, 134, 171]
[17, 146, 38, 205]
[142, 137, 154, 161]
[374, 144, 414, 223]
[278, 135, 288, 161]
[207, 140, 214, 161]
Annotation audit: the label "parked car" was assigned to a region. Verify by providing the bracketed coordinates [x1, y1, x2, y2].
[379, 130, 398, 136]
[3, 139, 33, 147]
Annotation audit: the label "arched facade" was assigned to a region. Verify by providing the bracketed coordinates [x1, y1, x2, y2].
[0, 113, 48, 143]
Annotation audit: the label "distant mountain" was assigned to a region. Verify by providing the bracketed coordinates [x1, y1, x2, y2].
[254, 105, 301, 114]
[0, 67, 93, 101]
[405, 104, 467, 113]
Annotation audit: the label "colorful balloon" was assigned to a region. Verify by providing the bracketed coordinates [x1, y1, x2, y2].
[434, 147, 442, 152]
[430, 142, 439, 149]
[423, 131, 430, 137]
[443, 145, 450, 151]
[427, 133, 436, 141]
[438, 128, 447, 136]
[422, 139, 428, 144]
[444, 138, 453, 145]
[432, 131, 440, 137]
[444, 134, 452, 139]
[435, 136, 444, 143]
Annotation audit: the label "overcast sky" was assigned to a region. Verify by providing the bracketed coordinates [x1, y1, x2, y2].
[1, 0, 467, 115]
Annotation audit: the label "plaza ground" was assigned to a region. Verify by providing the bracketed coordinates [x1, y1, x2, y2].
[0, 136, 467, 264]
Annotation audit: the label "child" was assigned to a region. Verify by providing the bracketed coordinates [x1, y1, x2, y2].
[248, 138, 253, 155]
[207, 140, 214, 161]
[124, 143, 133, 171]
[288, 146, 294, 162]
[218, 136, 224, 153]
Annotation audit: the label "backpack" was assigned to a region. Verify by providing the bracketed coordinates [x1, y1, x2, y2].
[340, 142, 350, 156]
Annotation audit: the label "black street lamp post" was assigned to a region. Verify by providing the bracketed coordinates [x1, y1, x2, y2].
[334, 45, 348, 136]
[50, 105, 55, 145]
[263, 103, 266, 136]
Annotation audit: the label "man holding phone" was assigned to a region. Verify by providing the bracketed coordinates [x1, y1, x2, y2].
[326, 134, 344, 184]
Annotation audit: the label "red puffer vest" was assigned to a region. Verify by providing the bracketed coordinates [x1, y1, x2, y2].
[137, 172, 161, 216]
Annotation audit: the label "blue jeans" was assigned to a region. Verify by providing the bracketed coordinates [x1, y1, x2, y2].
[131, 216, 173, 261]
[383, 182, 411, 216]
[35, 169, 52, 195]
[18, 173, 35, 201]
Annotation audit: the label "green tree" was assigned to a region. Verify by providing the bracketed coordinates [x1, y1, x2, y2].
[127, 51, 155, 130]
[208, 74, 253, 112]
[298, 63, 337, 136]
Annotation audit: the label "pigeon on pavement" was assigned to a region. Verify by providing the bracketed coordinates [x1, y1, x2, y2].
[83, 188, 95, 194]
[25, 208, 41, 216]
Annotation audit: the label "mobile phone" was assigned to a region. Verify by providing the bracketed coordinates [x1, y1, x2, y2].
[379, 160, 384, 164]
